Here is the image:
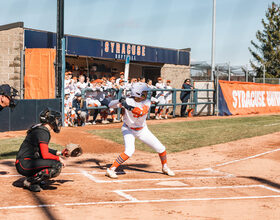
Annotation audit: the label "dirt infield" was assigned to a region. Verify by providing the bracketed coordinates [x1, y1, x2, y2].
[0, 116, 280, 219]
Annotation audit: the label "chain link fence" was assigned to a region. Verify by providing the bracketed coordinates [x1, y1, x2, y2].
[254, 78, 280, 84]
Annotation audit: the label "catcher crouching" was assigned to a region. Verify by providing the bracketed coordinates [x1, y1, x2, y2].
[15, 108, 66, 192]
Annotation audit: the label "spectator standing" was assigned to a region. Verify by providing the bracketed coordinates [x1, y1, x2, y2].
[180, 79, 193, 117]
[163, 80, 172, 119]
[155, 77, 166, 120]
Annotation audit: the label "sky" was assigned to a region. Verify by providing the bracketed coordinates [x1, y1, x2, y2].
[1, 0, 275, 66]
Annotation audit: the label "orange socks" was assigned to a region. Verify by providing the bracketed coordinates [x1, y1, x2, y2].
[110, 152, 129, 170]
[159, 150, 167, 166]
[110, 151, 167, 171]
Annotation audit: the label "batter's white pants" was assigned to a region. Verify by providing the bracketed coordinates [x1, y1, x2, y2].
[122, 124, 166, 157]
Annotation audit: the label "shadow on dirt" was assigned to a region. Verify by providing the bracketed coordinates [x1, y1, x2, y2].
[31, 192, 58, 220]
[12, 177, 74, 220]
[73, 158, 158, 175]
[108, 163, 160, 175]
[0, 151, 17, 159]
[12, 177, 74, 191]
[0, 160, 15, 167]
[74, 158, 104, 168]
[240, 176, 280, 190]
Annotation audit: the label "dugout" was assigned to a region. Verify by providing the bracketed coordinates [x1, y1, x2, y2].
[0, 22, 191, 99]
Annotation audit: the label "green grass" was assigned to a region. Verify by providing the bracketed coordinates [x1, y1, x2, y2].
[0, 137, 63, 160]
[87, 115, 280, 153]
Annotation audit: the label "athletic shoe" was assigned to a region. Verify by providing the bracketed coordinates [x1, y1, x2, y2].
[23, 179, 42, 192]
[162, 166, 175, 176]
[91, 121, 96, 125]
[102, 120, 110, 124]
[85, 122, 92, 125]
[29, 184, 42, 192]
[106, 168, 118, 179]
[155, 115, 160, 120]
[113, 119, 121, 123]
[164, 115, 168, 119]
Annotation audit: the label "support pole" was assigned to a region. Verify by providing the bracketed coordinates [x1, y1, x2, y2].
[20, 50, 25, 99]
[56, 0, 64, 98]
[211, 0, 216, 81]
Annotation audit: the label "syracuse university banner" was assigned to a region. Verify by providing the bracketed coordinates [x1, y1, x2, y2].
[218, 80, 280, 116]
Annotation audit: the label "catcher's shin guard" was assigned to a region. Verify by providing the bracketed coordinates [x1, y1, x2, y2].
[28, 162, 62, 184]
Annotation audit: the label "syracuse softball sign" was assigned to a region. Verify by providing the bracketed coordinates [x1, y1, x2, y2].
[218, 80, 280, 115]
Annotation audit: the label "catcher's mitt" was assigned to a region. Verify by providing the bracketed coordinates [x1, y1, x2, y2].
[62, 143, 83, 157]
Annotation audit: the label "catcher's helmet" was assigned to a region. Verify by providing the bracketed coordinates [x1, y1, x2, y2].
[40, 108, 62, 133]
[131, 82, 150, 99]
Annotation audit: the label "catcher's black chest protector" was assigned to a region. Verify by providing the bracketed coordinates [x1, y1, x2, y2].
[16, 125, 51, 159]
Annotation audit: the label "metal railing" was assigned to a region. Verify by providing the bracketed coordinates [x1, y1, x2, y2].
[81, 88, 215, 120]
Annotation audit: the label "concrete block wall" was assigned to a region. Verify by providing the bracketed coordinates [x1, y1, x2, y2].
[161, 64, 191, 115]
[0, 27, 23, 91]
[194, 81, 214, 115]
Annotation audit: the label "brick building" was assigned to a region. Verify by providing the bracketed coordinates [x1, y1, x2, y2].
[0, 22, 24, 95]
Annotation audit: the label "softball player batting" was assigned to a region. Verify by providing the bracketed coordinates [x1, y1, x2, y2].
[106, 82, 175, 178]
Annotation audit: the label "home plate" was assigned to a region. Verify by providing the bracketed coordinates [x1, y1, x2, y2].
[156, 181, 188, 186]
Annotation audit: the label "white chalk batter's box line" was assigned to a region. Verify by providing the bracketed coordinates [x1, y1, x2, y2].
[87, 167, 230, 175]
[113, 184, 280, 202]
[1, 147, 279, 179]
[1, 184, 280, 210]
[81, 170, 234, 183]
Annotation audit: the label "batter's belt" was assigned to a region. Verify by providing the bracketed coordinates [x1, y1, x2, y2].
[124, 123, 143, 131]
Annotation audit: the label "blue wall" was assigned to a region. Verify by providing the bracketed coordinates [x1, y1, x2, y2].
[24, 29, 190, 66]
[0, 99, 60, 132]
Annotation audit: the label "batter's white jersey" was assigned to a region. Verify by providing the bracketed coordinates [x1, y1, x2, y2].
[108, 97, 166, 157]
[123, 97, 151, 128]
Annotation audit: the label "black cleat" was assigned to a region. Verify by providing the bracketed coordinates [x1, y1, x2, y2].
[23, 179, 42, 192]
[29, 184, 42, 192]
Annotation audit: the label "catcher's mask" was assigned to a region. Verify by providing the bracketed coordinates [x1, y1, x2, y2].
[40, 108, 62, 133]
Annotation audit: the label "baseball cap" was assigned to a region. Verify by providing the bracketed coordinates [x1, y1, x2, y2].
[94, 79, 103, 83]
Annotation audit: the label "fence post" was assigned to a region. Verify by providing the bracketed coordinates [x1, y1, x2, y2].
[116, 89, 123, 120]
[172, 89, 177, 117]
[147, 90, 152, 119]
[193, 89, 198, 115]
[216, 75, 219, 116]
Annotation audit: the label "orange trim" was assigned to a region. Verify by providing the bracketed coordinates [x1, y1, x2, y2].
[159, 150, 167, 165]
[130, 126, 143, 131]
[111, 152, 130, 169]
[124, 123, 144, 131]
